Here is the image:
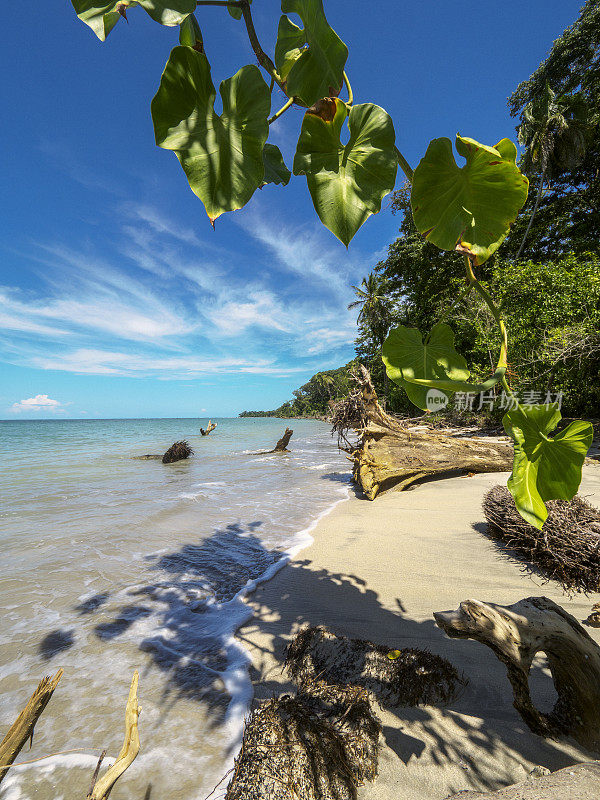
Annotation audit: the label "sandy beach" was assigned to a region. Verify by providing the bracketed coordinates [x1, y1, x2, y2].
[240, 465, 600, 799]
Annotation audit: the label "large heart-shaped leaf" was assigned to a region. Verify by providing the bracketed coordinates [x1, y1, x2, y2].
[71, 0, 196, 41]
[503, 404, 593, 529]
[261, 144, 291, 187]
[382, 323, 470, 410]
[274, 0, 348, 106]
[151, 47, 270, 224]
[411, 135, 529, 265]
[293, 98, 397, 246]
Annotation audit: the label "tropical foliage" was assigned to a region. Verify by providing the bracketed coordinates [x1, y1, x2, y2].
[67, 0, 596, 527]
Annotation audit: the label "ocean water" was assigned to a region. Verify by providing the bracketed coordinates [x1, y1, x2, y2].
[0, 418, 351, 800]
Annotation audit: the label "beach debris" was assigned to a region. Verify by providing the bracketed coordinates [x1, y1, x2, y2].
[0, 669, 63, 786]
[200, 420, 217, 436]
[482, 485, 600, 593]
[444, 761, 600, 798]
[434, 596, 600, 752]
[272, 427, 293, 452]
[161, 440, 194, 464]
[87, 671, 141, 800]
[224, 679, 380, 800]
[585, 601, 600, 627]
[285, 625, 464, 707]
[338, 365, 512, 499]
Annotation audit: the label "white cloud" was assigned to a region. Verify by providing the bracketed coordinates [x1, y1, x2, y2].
[9, 394, 65, 413]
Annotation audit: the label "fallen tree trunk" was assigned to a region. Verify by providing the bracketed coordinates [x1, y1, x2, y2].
[337, 366, 513, 499]
[434, 597, 600, 752]
[0, 670, 63, 785]
[272, 427, 293, 452]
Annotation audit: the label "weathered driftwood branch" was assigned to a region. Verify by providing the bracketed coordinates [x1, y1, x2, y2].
[434, 597, 600, 751]
[273, 427, 293, 452]
[0, 669, 63, 785]
[349, 366, 513, 499]
[200, 420, 217, 436]
[87, 671, 141, 800]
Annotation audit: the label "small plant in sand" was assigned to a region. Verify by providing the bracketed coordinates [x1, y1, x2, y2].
[68, 0, 593, 527]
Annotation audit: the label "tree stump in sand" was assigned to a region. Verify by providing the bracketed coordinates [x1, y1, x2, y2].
[335, 365, 513, 499]
[200, 420, 217, 436]
[434, 596, 600, 751]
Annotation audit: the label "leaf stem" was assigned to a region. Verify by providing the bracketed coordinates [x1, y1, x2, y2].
[394, 146, 413, 183]
[343, 71, 353, 105]
[268, 96, 294, 125]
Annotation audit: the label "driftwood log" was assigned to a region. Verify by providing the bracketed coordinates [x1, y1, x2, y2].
[344, 366, 513, 499]
[434, 597, 600, 752]
[272, 427, 293, 452]
[0, 670, 63, 785]
[200, 420, 217, 436]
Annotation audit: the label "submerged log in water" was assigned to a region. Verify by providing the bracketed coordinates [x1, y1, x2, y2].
[483, 485, 600, 593]
[225, 679, 380, 800]
[333, 365, 513, 499]
[434, 596, 600, 752]
[0, 670, 63, 786]
[285, 625, 464, 707]
[272, 427, 293, 452]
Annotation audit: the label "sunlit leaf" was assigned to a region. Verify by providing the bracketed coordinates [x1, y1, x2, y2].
[261, 144, 291, 187]
[293, 98, 397, 246]
[227, 0, 251, 21]
[179, 13, 202, 50]
[151, 47, 270, 224]
[274, 0, 348, 106]
[387, 650, 402, 661]
[411, 135, 529, 265]
[71, 0, 196, 41]
[503, 404, 593, 529]
[382, 323, 470, 410]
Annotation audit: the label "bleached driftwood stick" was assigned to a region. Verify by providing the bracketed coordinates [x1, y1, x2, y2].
[0, 669, 63, 785]
[434, 597, 600, 751]
[88, 671, 141, 800]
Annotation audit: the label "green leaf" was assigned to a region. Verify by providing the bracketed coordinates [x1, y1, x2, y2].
[275, 0, 348, 106]
[71, 0, 196, 41]
[411, 135, 529, 265]
[151, 47, 271, 224]
[261, 144, 291, 187]
[503, 404, 593, 529]
[293, 98, 397, 246]
[227, 0, 251, 21]
[382, 323, 470, 410]
[179, 13, 202, 49]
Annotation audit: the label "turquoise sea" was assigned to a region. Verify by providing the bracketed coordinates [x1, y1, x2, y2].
[0, 418, 350, 800]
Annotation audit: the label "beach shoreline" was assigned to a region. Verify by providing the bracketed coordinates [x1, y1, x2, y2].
[239, 466, 600, 799]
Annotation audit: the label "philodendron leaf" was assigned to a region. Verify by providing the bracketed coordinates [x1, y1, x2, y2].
[151, 47, 270, 224]
[227, 0, 251, 21]
[411, 135, 529, 265]
[293, 98, 397, 246]
[382, 323, 470, 410]
[261, 144, 291, 187]
[179, 13, 202, 49]
[71, 0, 196, 41]
[503, 404, 593, 529]
[275, 0, 348, 106]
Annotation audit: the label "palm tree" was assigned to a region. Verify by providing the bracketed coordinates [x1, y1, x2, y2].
[516, 84, 589, 259]
[348, 273, 394, 400]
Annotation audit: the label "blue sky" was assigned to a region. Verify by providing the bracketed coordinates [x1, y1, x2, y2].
[0, 0, 581, 418]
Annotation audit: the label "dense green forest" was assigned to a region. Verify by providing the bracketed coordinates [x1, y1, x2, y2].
[242, 1, 599, 421]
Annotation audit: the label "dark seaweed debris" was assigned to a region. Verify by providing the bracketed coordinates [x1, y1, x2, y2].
[285, 625, 465, 707]
[161, 440, 194, 464]
[224, 679, 380, 800]
[483, 485, 600, 594]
